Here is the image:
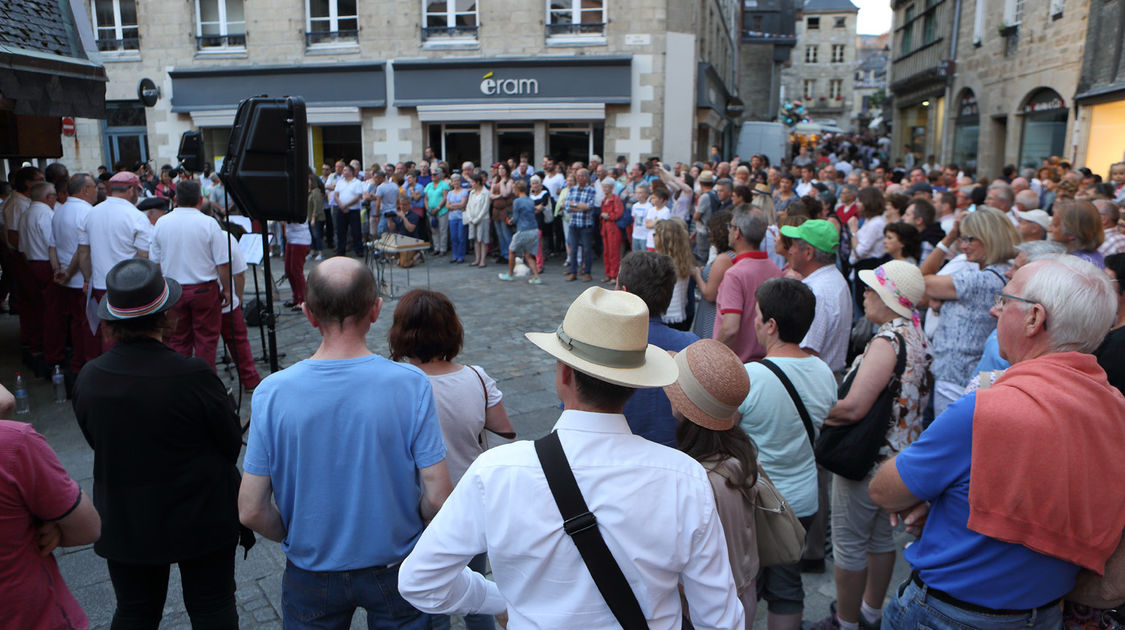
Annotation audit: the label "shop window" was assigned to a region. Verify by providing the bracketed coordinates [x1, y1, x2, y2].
[807, 16, 820, 29]
[952, 90, 980, 171]
[805, 45, 818, 63]
[829, 79, 843, 99]
[803, 79, 816, 100]
[306, 0, 358, 47]
[834, 16, 846, 27]
[1018, 89, 1067, 169]
[546, 0, 605, 38]
[196, 0, 246, 50]
[831, 44, 845, 62]
[422, 0, 478, 41]
[92, 0, 139, 52]
[547, 122, 603, 166]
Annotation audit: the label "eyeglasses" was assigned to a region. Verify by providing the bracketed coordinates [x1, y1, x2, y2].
[993, 292, 1039, 309]
[957, 235, 978, 245]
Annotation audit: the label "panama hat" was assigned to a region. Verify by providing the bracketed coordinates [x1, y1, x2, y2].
[858, 260, 924, 322]
[698, 170, 715, 185]
[663, 340, 750, 431]
[97, 258, 181, 322]
[526, 287, 678, 388]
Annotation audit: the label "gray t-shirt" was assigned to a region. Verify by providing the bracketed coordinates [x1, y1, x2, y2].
[375, 181, 399, 216]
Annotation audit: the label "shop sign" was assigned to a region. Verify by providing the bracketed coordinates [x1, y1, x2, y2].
[1022, 90, 1066, 114]
[393, 57, 631, 106]
[958, 92, 978, 118]
[479, 72, 540, 96]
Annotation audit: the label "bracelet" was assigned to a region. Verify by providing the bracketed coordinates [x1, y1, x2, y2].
[936, 241, 952, 255]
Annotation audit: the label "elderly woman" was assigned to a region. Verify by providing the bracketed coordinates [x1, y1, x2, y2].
[465, 174, 491, 268]
[73, 259, 244, 628]
[446, 173, 468, 263]
[921, 206, 1019, 415]
[1049, 199, 1106, 268]
[814, 260, 932, 630]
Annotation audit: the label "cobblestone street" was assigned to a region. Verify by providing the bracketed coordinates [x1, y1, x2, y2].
[2, 251, 910, 629]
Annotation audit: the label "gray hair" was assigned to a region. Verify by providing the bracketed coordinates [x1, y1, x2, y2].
[1020, 256, 1116, 353]
[731, 208, 767, 245]
[795, 239, 838, 265]
[461, 161, 475, 170]
[1094, 199, 1120, 223]
[1015, 189, 1039, 209]
[530, 175, 542, 185]
[988, 184, 1014, 205]
[1015, 240, 1066, 259]
[67, 172, 95, 195]
[29, 181, 54, 202]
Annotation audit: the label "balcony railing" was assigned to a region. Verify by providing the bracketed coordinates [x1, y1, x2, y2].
[305, 29, 359, 46]
[545, 22, 605, 37]
[95, 37, 139, 52]
[196, 33, 246, 49]
[421, 25, 479, 40]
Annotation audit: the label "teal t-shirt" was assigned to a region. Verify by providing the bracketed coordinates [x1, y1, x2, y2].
[424, 181, 451, 216]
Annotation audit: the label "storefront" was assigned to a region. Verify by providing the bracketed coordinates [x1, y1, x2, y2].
[1081, 98, 1125, 177]
[696, 62, 737, 161]
[898, 98, 942, 162]
[1018, 88, 1068, 170]
[951, 89, 979, 171]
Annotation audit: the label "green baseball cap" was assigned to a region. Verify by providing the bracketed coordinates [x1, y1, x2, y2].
[779, 219, 839, 253]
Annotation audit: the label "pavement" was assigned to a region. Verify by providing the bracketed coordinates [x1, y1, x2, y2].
[2, 248, 911, 629]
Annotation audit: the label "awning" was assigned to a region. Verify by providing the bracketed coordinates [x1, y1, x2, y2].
[169, 62, 386, 112]
[416, 102, 605, 122]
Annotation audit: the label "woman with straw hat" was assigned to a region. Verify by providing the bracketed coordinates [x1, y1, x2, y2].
[666, 339, 760, 627]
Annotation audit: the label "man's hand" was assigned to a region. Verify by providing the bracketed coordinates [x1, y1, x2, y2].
[36, 521, 62, 556]
[890, 502, 930, 537]
[495, 611, 509, 628]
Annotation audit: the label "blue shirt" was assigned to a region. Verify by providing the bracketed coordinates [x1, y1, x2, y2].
[565, 185, 598, 228]
[512, 196, 537, 232]
[973, 329, 1009, 374]
[623, 319, 698, 446]
[896, 393, 1080, 609]
[244, 355, 446, 571]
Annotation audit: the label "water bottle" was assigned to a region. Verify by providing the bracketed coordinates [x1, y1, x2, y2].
[14, 372, 30, 415]
[52, 366, 66, 403]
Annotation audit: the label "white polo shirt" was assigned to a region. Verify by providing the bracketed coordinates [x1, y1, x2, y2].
[52, 197, 93, 289]
[79, 196, 154, 291]
[334, 177, 364, 210]
[222, 232, 247, 315]
[800, 263, 853, 373]
[3, 192, 31, 249]
[150, 207, 230, 285]
[18, 201, 55, 262]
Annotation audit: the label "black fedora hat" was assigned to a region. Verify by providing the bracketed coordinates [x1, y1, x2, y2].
[97, 259, 181, 322]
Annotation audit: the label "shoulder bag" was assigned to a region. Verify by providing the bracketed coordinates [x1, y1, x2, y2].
[471, 366, 515, 450]
[814, 331, 907, 481]
[535, 432, 649, 629]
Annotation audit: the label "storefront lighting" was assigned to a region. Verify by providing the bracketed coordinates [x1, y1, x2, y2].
[922, 100, 931, 107]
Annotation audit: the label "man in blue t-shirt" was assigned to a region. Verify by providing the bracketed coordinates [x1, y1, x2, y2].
[239, 256, 453, 628]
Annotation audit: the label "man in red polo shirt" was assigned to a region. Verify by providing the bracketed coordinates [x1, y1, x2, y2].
[714, 210, 782, 362]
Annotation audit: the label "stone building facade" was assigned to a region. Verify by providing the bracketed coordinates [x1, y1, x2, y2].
[59, 0, 741, 173]
[781, 0, 859, 130]
[887, 0, 956, 168]
[1073, 0, 1125, 178]
[738, 0, 799, 122]
[944, 0, 1087, 178]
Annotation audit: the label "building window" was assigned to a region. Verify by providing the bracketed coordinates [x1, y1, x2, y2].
[92, 0, 139, 51]
[1003, 0, 1024, 26]
[831, 44, 845, 62]
[830, 79, 843, 99]
[834, 16, 846, 27]
[546, 0, 605, 37]
[922, 11, 935, 43]
[803, 79, 816, 100]
[807, 16, 820, 29]
[306, 0, 358, 46]
[805, 45, 818, 63]
[195, 0, 246, 50]
[422, 0, 478, 41]
[1049, 0, 1063, 17]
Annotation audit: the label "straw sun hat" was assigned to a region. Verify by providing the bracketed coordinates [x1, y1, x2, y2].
[526, 287, 678, 388]
[663, 339, 750, 431]
[858, 260, 925, 322]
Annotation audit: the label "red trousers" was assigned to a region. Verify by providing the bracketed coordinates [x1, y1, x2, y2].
[45, 286, 99, 371]
[21, 259, 52, 353]
[221, 306, 261, 389]
[168, 281, 222, 370]
[285, 244, 309, 305]
[601, 222, 623, 280]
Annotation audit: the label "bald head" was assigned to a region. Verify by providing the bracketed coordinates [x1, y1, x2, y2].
[1011, 177, 1030, 194]
[305, 257, 378, 328]
[1014, 189, 1039, 211]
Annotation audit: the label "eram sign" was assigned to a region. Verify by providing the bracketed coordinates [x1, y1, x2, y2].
[479, 71, 539, 96]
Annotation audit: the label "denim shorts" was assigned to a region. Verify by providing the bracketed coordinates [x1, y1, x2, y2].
[509, 229, 539, 257]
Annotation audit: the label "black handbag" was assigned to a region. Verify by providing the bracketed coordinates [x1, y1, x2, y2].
[814, 331, 906, 481]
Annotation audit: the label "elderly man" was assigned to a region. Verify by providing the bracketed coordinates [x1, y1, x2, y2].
[1096, 200, 1125, 257]
[985, 184, 1017, 225]
[871, 256, 1125, 629]
[49, 174, 100, 377]
[715, 210, 782, 361]
[564, 168, 598, 282]
[1015, 209, 1051, 242]
[399, 286, 744, 629]
[15, 182, 58, 361]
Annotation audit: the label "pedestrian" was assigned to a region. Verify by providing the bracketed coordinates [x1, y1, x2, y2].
[1049, 199, 1107, 268]
[333, 163, 365, 257]
[446, 173, 468, 263]
[653, 217, 695, 331]
[498, 180, 542, 284]
[49, 174, 100, 380]
[16, 182, 57, 361]
[307, 172, 326, 260]
[282, 216, 311, 310]
[599, 179, 624, 282]
[714, 210, 783, 362]
[239, 256, 453, 629]
[425, 167, 452, 257]
[564, 168, 598, 282]
[630, 183, 653, 253]
[465, 173, 491, 268]
[217, 223, 262, 392]
[529, 174, 551, 272]
[490, 164, 514, 262]
[74, 258, 245, 629]
[399, 286, 745, 628]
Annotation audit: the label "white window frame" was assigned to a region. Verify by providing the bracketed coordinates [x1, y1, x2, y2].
[305, 0, 359, 46]
[803, 79, 816, 100]
[972, 0, 985, 45]
[1049, 0, 1064, 17]
[805, 45, 818, 63]
[829, 78, 843, 99]
[831, 43, 845, 62]
[1003, 0, 1024, 25]
[545, 0, 606, 44]
[421, 0, 479, 43]
[91, 0, 139, 51]
[195, 0, 246, 50]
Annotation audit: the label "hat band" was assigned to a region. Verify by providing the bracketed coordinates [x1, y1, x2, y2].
[555, 325, 646, 369]
[107, 282, 171, 319]
[674, 350, 738, 421]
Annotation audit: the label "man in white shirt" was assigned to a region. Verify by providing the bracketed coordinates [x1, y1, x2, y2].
[399, 286, 745, 629]
[333, 164, 365, 257]
[150, 180, 231, 370]
[17, 182, 59, 358]
[48, 173, 100, 375]
[2, 166, 43, 327]
[795, 165, 818, 197]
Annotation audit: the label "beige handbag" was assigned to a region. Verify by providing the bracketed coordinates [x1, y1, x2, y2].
[751, 468, 807, 567]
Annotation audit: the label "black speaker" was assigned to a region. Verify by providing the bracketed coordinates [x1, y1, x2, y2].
[177, 130, 205, 172]
[220, 96, 309, 223]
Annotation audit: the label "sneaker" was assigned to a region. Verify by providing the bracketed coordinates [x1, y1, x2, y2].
[498, 273, 515, 281]
[528, 277, 543, 285]
[316, 254, 324, 261]
[806, 602, 880, 630]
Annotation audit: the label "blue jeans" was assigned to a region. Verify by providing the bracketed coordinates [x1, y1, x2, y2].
[493, 219, 512, 259]
[568, 224, 595, 275]
[884, 577, 1062, 630]
[450, 215, 467, 261]
[282, 559, 450, 630]
[311, 220, 325, 251]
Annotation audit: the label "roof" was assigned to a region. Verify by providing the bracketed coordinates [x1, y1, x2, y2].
[802, 0, 860, 12]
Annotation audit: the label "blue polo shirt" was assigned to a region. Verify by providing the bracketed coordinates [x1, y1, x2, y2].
[896, 393, 1080, 609]
[245, 355, 446, 571]
[622, 319, 698, 447]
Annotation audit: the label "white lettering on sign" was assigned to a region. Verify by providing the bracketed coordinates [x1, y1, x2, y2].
[479, 75, 540, 96]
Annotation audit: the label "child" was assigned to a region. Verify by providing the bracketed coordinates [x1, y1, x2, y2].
[644, 188, 672, 250]
[499, 180, 542, 285]
[631, 183, 652, 253]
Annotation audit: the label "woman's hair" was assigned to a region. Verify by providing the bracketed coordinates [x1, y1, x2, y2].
[886, 191, 911, 214]
[653, 218, 694, 279]
[498, 163, 510, 178]
[1052, 200, 1106, 252]
[106, 312, 173, 343]
[884, 222, 922, 261]
[1106, 253, 1125, 297]
[777, 214, 809, 250]
[750, 191, 776, 225]
[707, 209, 733, 253]
[801, 195, 824, 219]
[387, 289, 463, 363]
[675, 423, 759, 491]
[857, 186, 885, 218]
[733, 184, 753, 205]
[960, 206, 1020, 266]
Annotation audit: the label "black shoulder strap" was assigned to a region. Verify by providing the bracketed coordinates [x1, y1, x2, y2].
[984, 267, 1005, 284]
[534, 432, 649, 629]
[889, 331, 907, 378]
[758, 359, 816, 448]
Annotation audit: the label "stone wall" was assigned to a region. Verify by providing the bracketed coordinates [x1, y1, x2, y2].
[782, 8, 859, 129]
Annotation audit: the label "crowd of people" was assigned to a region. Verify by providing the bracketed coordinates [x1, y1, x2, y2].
[1, 139, 1125, 630]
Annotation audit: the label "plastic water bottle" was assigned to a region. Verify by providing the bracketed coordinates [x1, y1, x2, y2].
[52, 366, 66, 403]
[14, 372, 30, 415]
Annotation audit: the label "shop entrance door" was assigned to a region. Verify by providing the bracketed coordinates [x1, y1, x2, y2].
[314, 125, 362, 170]
[427, 123, 481, 170]
[102, 101, 149, 170]
[497, 125, 534, 164]
[548, 122, 604, 166]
